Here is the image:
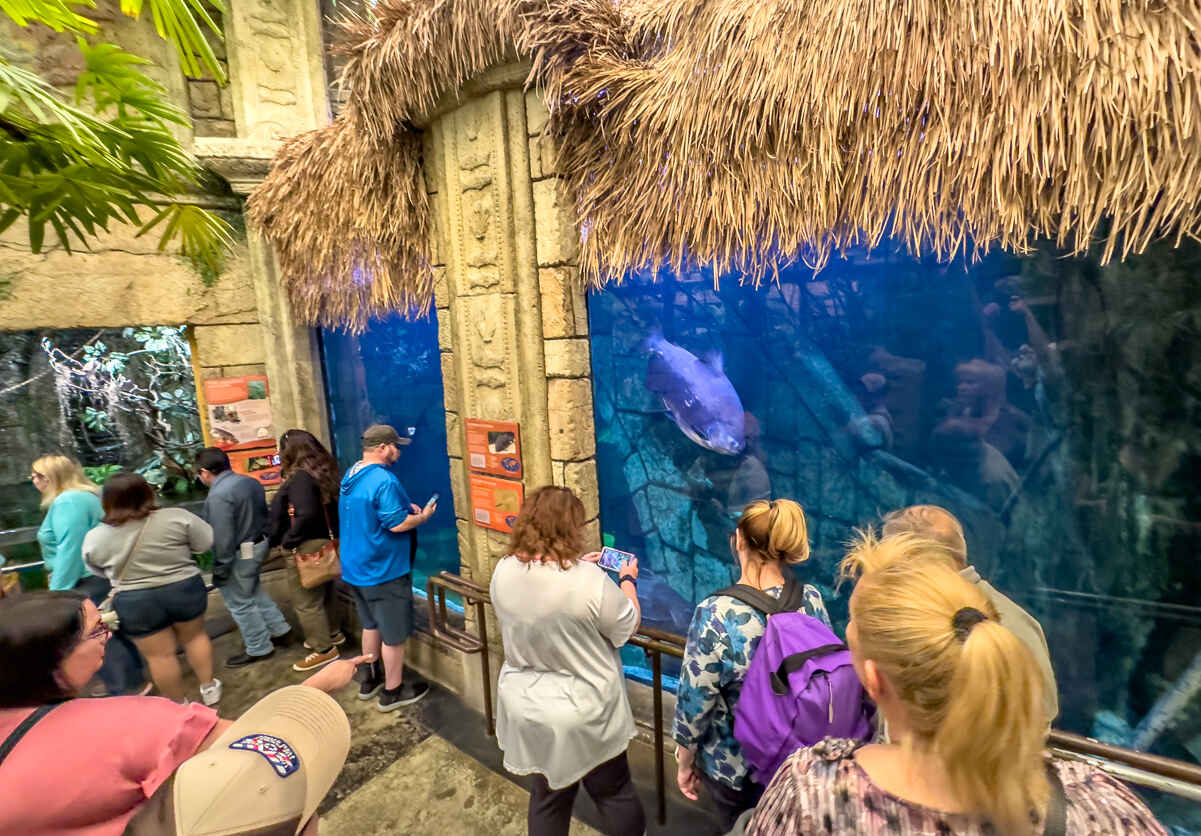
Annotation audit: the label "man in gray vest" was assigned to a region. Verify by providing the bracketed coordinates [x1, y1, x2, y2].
[198, 447, 292, 667]
[881, 504, 1059, 724]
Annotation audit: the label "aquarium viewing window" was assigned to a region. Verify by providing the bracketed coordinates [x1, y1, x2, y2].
[587, 240, 1201, 831]
[321, 314, 459, 603]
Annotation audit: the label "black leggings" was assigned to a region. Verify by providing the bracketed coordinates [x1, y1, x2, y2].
[698, 769, 764, 833]
[528, 751, 646, 836]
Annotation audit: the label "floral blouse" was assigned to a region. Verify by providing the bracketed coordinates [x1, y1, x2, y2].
[747, 738, 1169, 835]
[673, 584, 830, 789]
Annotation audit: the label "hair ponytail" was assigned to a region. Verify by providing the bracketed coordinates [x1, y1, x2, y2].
[937, 619, 1048, 834]
[737, 498, 810, 564]
[842, 531, 1049, 834]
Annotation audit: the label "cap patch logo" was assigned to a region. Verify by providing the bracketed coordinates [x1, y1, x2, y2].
[229, 734, 299, 777]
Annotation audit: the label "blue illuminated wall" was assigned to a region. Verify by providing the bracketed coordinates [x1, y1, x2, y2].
[321, 313, 458, 596]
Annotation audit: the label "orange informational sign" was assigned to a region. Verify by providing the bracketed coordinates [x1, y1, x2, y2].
[469, 473, 524, 533]
[202, 375, 275, 451]
[229, 447, 282, 487]
[464, 419, 522, 478]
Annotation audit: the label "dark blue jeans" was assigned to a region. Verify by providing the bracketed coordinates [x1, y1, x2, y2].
[75, 575, 146, 695]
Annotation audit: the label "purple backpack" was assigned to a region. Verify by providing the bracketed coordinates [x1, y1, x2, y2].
[722, 582, 874, 784]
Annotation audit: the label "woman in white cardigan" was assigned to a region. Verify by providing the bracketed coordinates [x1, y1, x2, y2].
[489, 486, 646, 836]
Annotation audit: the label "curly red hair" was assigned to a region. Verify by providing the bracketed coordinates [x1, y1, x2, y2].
[508, 486, 586, 570]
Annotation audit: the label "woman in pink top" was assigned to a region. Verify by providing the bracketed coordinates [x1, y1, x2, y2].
[0, 590, 367, 836]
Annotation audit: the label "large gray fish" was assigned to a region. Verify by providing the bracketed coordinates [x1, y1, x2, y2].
[645, 331, 746, 456]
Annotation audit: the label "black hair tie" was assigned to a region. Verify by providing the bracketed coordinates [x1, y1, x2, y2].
[952, 607, 988, 641]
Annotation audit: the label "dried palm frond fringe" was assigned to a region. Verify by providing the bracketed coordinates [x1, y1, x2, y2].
[250, 0, 1201, 329]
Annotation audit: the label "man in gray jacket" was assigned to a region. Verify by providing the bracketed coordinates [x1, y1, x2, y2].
[198, 447, 292, 667]
[881, 504, 1059, 724]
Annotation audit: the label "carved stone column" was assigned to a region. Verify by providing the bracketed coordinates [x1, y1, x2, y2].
[421, 63, 602, 636]
[197, 139, 331, 445]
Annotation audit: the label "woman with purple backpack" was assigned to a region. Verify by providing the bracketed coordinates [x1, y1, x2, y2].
[744, 531, 1166, 836]
[673, 499, 832, 831]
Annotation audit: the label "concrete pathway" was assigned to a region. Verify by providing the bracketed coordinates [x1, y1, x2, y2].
[322, 735, 601, 836]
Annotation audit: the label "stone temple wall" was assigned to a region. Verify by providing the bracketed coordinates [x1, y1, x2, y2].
[0, 0, 331, 448]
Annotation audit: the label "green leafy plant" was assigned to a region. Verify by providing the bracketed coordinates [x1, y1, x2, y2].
[82, 463, 123, 484]
[0, 0, 232, 275]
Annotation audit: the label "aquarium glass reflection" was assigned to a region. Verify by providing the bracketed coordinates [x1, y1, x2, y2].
[588, 240, 1201, 831]
[321, 313, 457, 597]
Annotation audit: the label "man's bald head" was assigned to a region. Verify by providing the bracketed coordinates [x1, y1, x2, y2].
[880, 505, 968, 567]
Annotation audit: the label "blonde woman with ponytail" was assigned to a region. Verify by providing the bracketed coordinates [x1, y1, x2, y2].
[746, 531, 1166, 836]
[673, 499, 831, 831]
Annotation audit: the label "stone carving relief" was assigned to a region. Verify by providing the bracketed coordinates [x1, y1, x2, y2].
[459, 296, 513, 419]
[236, 0, 307, 140]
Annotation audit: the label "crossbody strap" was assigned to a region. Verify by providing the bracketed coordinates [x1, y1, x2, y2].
[110, 513, 154, 593]
[322, 501, 335, 541]
[0, 704, 57, 769]
[1044, 760, 1067, 836]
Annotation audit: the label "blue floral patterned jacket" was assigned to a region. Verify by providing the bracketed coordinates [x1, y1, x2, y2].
[673, 584, 831, 789]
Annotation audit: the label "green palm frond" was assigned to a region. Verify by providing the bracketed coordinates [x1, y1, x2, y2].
[0, 0, 96, 32]
[1, 45, 233, 273]
[119, 0, 226, 82]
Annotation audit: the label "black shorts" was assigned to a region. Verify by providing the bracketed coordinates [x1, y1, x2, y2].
[350, 575, 414, 646]
[114, 575, 209, 638]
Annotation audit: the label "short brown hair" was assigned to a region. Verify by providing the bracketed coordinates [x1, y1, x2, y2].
[507, 486, 586, 570]
[880, 504, 968, 566]
[101, 472, 158, 526]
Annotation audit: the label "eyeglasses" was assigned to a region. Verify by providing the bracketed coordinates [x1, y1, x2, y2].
[83, 622, 111, 643]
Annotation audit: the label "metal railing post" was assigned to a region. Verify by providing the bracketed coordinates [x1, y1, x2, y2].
[652, 647, 666, 826]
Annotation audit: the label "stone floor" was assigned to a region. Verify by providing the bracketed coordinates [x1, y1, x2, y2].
[188, 631, 722, 835]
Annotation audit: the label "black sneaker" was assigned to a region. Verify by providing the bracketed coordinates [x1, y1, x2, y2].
[377, 681, 430, 712]
[357, 660, 383, 701]
[226, 650, 274, 668]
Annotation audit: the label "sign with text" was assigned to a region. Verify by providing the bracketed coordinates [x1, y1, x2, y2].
[203, 375, 275, 451]
[464, 419, 522, 478]
[469, 473, 524, 534]
[229, 447, 282, 487]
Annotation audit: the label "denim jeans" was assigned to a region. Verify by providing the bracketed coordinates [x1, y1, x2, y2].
[217, 539, 290, 656]
[75, 574, 146, 695]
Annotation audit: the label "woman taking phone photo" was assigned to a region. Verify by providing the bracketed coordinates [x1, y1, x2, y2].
[489, 486, 647, 836]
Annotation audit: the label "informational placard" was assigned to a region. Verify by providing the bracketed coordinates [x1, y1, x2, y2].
[229, 447, 282, 487]
[464, 419, 522, 478]
[202, 375, 275, 451]
[469, 473, 525, 534]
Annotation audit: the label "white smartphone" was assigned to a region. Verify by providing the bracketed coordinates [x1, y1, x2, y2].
[598, 547, 634, 573]
[424, 493, 439, 512]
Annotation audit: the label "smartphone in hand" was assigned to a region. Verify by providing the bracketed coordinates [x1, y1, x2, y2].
[424, 493, 439, 513]
[597, 547, 634, 573]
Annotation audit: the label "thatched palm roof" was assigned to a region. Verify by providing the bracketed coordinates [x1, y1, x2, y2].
[248, 0, 1201, 331]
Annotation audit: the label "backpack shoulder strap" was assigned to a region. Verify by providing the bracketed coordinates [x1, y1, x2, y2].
[717, 576, 807, 615]
[0, 704, 57, 769]
[715, 583, 783, 614]
[1043, 760, 1067, 836]
[770, 643, 848, 695]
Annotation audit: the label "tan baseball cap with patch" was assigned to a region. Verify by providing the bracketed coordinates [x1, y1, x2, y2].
[125, 686, 351, 836]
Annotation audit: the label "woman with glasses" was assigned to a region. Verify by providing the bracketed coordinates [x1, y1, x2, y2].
[0, 590, 370, 836]
[31, 454, 102, 592]
[673, 499, 831, 831]
[82, 472, 221, 705]
[30, 454, 146, 696]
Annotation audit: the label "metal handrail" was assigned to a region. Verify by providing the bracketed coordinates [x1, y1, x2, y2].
[425, 572, 494, 736]
[418, 572, 1201, 825]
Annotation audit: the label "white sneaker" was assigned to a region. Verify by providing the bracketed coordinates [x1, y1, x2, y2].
[199, 678, 223, 706]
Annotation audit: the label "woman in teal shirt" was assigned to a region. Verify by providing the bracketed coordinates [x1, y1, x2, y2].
[33, 454, 103, 590]
[32, 454, 145, 694]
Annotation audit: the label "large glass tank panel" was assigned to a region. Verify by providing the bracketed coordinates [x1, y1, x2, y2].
[321, 314, 457, 596]
[589, 241, 1201, 829]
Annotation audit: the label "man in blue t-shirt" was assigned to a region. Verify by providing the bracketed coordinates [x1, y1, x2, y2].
[339, 424, 437, 710]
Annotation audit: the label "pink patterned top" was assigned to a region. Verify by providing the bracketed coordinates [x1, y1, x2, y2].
[746, 739, 1168, 836]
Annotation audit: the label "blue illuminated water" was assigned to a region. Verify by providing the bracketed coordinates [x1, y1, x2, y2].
[587, 240, 1201, 832]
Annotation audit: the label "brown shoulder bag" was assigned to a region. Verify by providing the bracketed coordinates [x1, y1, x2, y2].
[290, 502, 341, 589]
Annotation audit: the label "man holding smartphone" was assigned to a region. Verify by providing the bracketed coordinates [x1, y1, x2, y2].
[338, 424, 436, 710]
